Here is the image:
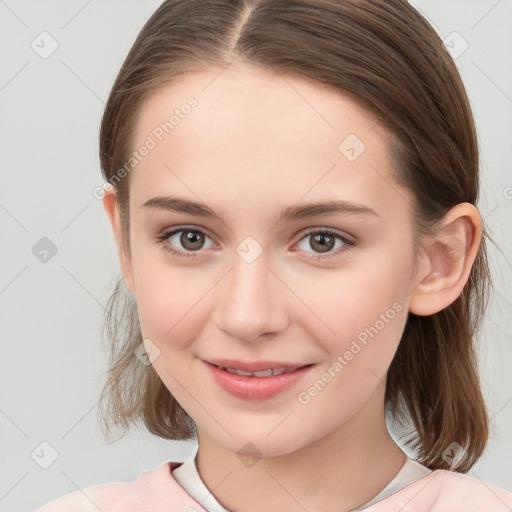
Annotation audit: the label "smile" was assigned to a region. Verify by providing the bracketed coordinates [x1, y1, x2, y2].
[204, 360, 314, 400]
[211, 364, 302, 377]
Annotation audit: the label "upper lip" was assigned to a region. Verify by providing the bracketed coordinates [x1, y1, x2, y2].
[206, 359, 310, 372]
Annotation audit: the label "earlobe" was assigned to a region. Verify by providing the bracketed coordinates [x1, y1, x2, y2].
[409, 203, 482, 316]
[102, 187, 136, 296]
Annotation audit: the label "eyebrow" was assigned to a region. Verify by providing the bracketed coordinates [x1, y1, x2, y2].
[141, 196, 379, 224]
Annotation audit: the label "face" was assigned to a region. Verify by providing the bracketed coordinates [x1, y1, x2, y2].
[113, 61, 422, 458]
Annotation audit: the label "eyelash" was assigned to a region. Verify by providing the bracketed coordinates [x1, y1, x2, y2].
[155, 225, 355, 261]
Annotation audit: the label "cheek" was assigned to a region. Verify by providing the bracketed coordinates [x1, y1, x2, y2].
[294, 255, 411, 392]
[295, 274, 408, 424]
[300, 258, 408, 341]
[132, 252, 216, 351]
[133, 263, 214, 401]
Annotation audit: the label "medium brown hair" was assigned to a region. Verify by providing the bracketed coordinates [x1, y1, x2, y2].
[98, 0, 492, 472]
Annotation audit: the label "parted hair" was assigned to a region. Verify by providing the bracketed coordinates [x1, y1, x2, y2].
[98, 0, 492, 472]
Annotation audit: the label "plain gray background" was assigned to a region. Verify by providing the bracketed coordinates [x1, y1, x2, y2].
[1, 1, 511, 510]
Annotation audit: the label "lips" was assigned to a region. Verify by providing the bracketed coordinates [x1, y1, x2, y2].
[207, 358, 307, 373]
[204, 359, 314, 400]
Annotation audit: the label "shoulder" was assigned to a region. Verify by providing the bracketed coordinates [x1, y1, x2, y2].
[34, 480, 132, 512]
[432, 470, 512, 508]
[366, 469, 512, 511]
[34, 461, 205, 512]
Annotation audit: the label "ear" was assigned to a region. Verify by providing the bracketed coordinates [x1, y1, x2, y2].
[102, 187, 136, 296]
[409, 202, 483, 316]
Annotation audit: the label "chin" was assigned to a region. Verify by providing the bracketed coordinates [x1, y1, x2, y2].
[210, 424, 311, 461]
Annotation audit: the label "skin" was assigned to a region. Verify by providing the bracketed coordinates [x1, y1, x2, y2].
[103, 61, 482, 512]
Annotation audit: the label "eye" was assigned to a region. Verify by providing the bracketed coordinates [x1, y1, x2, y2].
[156, 226, 355, 261]
[155, 226, 214, 258]
[296, 229, 354, 260]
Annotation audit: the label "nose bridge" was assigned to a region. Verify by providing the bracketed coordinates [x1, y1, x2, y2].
[215, 244, 286, 342]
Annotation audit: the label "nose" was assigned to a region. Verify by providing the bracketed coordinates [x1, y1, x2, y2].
[213, 250, 289, 343]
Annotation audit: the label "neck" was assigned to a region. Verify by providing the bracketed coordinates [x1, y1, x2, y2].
[195, 386, 406, 512]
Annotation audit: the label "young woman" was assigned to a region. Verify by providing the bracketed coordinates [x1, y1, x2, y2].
[36, 0, 512, 510]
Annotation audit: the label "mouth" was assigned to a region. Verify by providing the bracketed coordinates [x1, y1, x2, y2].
[203, 359, 315, 400]
[209, 363, 305, 377]
[206, 357, 313, 375]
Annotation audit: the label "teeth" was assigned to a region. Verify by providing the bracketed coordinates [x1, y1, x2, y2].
[233, 368, 253, 376]
[253, 369, 273, 377]
[218, 365, 300, 377]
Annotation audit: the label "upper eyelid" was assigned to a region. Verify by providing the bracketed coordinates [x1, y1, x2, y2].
[158, 225, 217, 244]
[300, 227, 354, 242]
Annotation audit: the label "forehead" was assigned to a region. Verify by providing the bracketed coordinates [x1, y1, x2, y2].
[128, 62, 411, 220]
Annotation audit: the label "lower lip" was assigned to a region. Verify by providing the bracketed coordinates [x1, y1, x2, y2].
[204, 361, 313, 400]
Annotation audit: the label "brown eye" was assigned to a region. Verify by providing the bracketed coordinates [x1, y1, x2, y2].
[309, 233, 336, 253]
[297, 229, 353, 259]
[156, 226, 214, 258]
[179, 230, 206, 251]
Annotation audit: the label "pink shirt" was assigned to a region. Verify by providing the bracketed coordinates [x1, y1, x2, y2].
[35, 459, 512, 512]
